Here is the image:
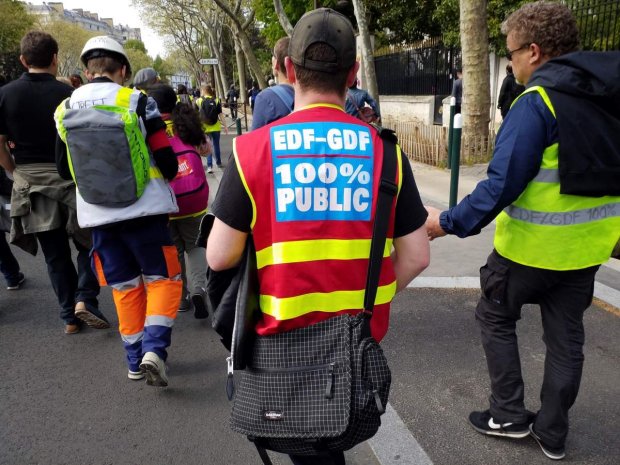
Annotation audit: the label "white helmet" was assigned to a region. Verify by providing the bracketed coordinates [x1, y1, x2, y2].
[80, 36, 131, 75]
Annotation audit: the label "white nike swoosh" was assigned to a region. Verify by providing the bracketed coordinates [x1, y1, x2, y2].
[488, 418, 513, 429]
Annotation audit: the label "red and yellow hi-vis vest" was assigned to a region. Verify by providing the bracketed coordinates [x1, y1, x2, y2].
[234, 104, 402, 341]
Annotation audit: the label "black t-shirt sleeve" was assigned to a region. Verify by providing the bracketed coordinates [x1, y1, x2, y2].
[211, 162, 253, 233]
[393, 150, 428, 238]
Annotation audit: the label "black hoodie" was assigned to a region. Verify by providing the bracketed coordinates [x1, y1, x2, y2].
[528, 51, 620, 196]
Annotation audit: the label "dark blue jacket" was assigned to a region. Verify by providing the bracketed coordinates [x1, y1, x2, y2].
[441, 51, 620, 237]
[251, 84, 294, 130]
[440, 92, 557, 237]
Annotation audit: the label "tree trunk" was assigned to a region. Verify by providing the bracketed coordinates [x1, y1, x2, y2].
[273, 0, 293, 36]
[212, 0, 267, 89]
[351, 0, 380, 114]
[459, 0, 491, 162]
[234, 38, 248, 104]
[208, 32, 227, 98]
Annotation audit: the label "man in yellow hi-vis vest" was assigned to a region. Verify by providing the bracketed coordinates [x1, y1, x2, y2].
[426, 1, 620, 461]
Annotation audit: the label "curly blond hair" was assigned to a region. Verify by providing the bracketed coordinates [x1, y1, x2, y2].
[501, 1, 580, 58]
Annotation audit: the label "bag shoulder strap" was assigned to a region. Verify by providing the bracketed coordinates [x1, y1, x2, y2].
[253, 443, 273, 465]
[270, 85, 294, 112]
[346, 90, 363, 116]
[363, 129, 399, 321]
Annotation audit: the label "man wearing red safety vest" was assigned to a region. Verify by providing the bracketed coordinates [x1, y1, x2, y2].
[207, 8, 430, 465]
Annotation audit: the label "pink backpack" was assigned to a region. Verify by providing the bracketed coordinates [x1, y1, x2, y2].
[168, 135, 209, 217]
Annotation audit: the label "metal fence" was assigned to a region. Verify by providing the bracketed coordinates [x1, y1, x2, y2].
[374, 38, 461, 96]
[566, 0, 620, 51]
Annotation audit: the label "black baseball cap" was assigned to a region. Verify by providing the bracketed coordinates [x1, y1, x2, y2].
[289, 8, 356, 73]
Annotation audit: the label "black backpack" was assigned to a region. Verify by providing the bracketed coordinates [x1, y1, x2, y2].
[200, 96, 219, 125]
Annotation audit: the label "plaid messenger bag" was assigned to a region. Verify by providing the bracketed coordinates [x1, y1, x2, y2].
[229, 129, 399, 459]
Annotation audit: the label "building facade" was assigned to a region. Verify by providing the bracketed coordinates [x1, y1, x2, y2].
[26, 2, 141, 44]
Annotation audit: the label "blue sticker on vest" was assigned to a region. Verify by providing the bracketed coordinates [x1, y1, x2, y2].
[270, 122, 374, 222]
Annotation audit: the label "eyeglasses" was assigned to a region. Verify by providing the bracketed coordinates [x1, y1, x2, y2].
[506, 44, 530, 60]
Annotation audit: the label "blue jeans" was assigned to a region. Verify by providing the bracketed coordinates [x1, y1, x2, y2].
[37, 227, 101, 325]
[207, 131, 221, 167]
[0, 233, 20, 285]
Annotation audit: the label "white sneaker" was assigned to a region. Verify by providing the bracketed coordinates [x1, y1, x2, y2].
[207, 167, 213, 174]
[128, 369, 145, 381]
[139, 352, 168, 387]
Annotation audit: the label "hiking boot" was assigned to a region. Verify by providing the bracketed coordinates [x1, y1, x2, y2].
[6, 272, 25, 290]
[64, 323, 80, 335]
[192, 289, 209, 320]
[468, 410, 531, 439]
[140, 352, 168, 387]
[178, 296, 191, 313]
[74, 302, 110, 329]
[128, 369, 145, 381]
[529, 424, 566, 460]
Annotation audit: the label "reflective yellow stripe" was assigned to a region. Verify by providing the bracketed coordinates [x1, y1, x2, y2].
[233, 138, 258, 229]
[396, 144, 403, 193]
[115, 87, 132, 108]
[519, 86, 556, 118]
[256, 238, 393, 269]
[149, 166, 163, 178]
[299, 103, 344, 111]
[259, 281, 397, 320]
[170, 208, 207, 220]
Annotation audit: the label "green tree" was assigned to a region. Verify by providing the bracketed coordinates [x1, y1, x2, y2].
[125, 47, 153, 74]
[0, 0, 34, 80]
[38, 20, 96, 77]
[434, 0, 526, 52]
[370, 0, 441, 46]
[124, 39, 148, 54]
[153, 54, 174, 82]
[0, 0, 34, 52]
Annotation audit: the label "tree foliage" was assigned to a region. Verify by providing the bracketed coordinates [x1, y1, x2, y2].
[124, 39, 148, 54]
[0, 0, 34, 53]
[153, 55, 168, 76]
[434, 0, 526, 52]
[0, 0, 34, 80]
[37, 20, 96, 77]
[370, 0, 441, 46]
[125, 47, 153, 74]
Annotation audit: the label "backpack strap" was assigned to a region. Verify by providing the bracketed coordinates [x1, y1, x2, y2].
[346, 90, 363, 118]
[115, 86, 134, 108]
[362, 129, 399, 336]
[270, 85, 294, 112]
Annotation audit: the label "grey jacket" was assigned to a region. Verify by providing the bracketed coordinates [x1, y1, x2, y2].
[10, 163, 91, 255]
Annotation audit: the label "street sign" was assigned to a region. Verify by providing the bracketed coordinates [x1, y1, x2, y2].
[199, 58, 218, 65]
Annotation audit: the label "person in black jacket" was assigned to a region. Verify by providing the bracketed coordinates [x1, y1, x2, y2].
[426, 2, 620, 460]
[497, 64, 525, 119]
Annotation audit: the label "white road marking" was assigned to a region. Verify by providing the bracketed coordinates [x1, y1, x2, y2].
[369, 403, 434, 465]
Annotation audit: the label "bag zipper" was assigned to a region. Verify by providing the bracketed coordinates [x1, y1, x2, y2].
[247, 361, 335, 374]
[249, 362, 337, 399]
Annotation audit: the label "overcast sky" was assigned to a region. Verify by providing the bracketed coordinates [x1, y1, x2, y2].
[30, 1, 166, 58]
